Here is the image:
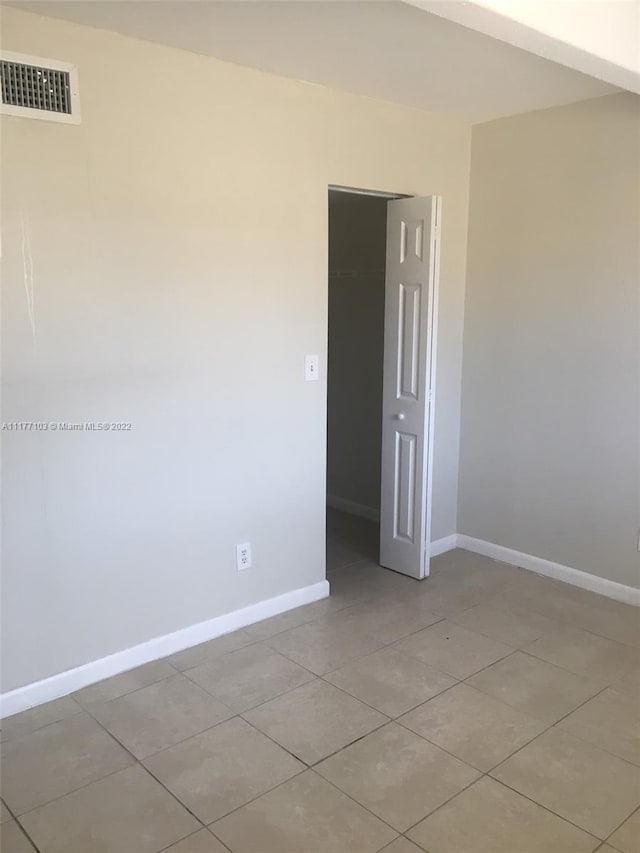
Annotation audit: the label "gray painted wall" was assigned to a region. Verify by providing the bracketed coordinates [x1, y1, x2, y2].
[459, 93, 640, 588]
[1, 8, 471, 692]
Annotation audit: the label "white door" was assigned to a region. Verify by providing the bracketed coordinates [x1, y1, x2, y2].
[380, 196, 441, 579]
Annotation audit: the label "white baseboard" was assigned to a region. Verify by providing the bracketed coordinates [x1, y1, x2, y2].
[5, 534, 637, 718]
[0, 579, 330, 719]
[458, 535, 640, 607]
[327, 495, 380, 522]
[430, 534, 458, 557]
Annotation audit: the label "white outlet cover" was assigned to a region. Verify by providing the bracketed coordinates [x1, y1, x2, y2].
[236, 542, 252, 571]
[305, 354, 319, 381]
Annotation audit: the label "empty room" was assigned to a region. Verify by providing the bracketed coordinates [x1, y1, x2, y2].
[1, 2, 638, 852]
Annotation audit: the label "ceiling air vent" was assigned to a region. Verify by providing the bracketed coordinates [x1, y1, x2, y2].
[0, 51, 80, 124]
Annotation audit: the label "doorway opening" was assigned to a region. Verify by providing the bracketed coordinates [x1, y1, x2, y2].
[326, 187, 397, 574]
[325, 185, 441, 581]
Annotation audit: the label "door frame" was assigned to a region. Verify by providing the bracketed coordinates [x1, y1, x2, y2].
[422, 195, 441, 573]
[326, 184, 441, 573]
[329, 184, 411, 201]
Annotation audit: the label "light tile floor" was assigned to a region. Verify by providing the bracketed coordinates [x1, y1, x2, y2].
[1, 511, 639, 852]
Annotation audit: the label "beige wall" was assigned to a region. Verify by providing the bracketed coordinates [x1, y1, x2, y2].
[459, 93, 640, 588]
[327, 194, 386, 513]
[0, 8, 471, 691]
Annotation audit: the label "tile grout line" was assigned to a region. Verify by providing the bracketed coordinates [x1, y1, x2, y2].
[71, 668, 180, 713]
[238, 714, 320, 767]
[78, 705, 214, 848]
[479, 666, 640, 772]
[394, 667, 611, 844]
[482, 774, 608, 846]
[2, 797, 44, 853]
[483, 582, 640, 651]
[4, 553, 638, 852]
[0, 704, 86, 744]
[202, 764, 308, 844]
[401, 765, 604, 850]
[390, 639, 638, 845]
[4, 557, 629, 723]
[143, 730, 313, 850]
[71, 659, 182, 707]
[10, 759, 150, 850]
[321, 667, 460, 720]
[310, 631, 572, 837]
[178, 665, 317, 713]
[10, 820, 44, 853]
[8, 654, 392, 841]
[3, 550, 634, 718]
[456, 649, 640, 769]
[305, 766, 404, 842]
[65, 574, 633, 753]
[601, 802, 640, 848]
[392, 712, 539, 777]
[522, 640, 639, 682]
[301, 592, 637, 843]
[258, 609, 459, 681]
[84, 681, 397, 849]
[156, 826, 235, 853]
[239, 693, 394, 768]
[208, 653, 583, 848]
[475, 677, 631, 844]
[7, 715, 163, 822]
[400, 771, 486, 840]
[130, 698, 407, 844]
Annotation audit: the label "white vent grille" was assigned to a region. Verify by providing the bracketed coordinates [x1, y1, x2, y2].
[0, 51, 80, 124]
[2, 60, 71, 114]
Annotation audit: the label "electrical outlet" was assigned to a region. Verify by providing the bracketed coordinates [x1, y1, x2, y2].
[236, 542, 252, 571]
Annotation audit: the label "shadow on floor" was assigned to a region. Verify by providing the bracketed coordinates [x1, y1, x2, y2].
[326, 507, 380, 573]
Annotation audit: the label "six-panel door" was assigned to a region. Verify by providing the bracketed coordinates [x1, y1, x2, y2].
[380, 196, 440, 579]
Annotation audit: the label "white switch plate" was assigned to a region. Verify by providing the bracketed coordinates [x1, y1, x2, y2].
[236, 542, 252, 571]
[305, 354, 319, 381]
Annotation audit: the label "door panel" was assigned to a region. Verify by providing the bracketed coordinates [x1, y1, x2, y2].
[380, 196, 440, 579]
[398, 283, 421, 400]
[394, 431, 416, 542]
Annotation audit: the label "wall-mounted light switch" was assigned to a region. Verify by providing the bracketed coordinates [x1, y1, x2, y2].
[305, 354, 319, 381]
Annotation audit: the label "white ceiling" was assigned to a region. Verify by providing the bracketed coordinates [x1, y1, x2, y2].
[408, 0, 640, 93]
[10, 0, 619, 122]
